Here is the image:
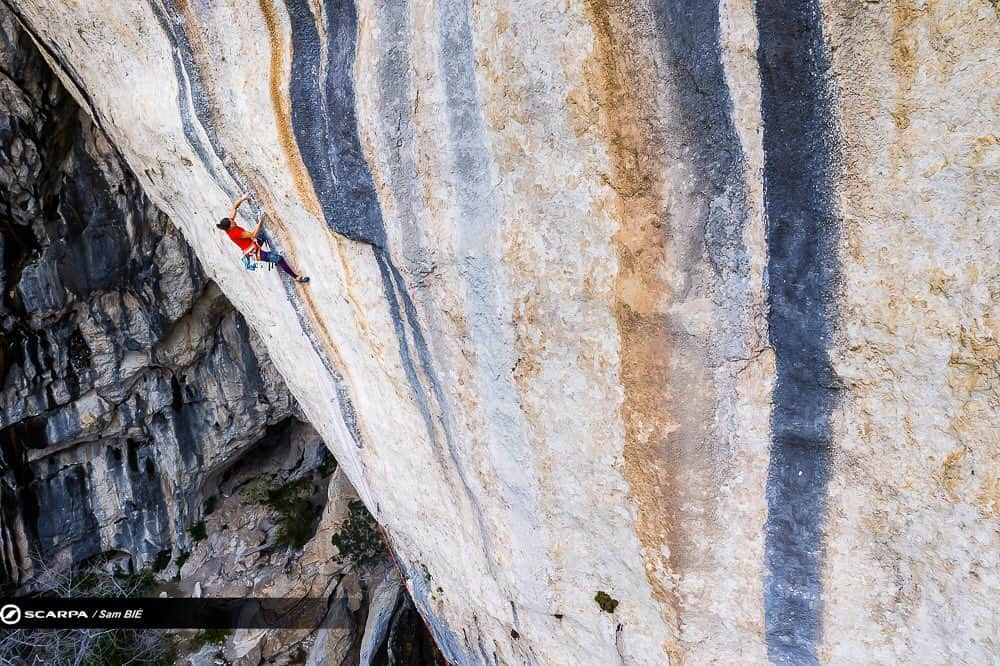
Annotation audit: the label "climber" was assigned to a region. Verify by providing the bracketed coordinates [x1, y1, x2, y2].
[217, 193, 309, 283]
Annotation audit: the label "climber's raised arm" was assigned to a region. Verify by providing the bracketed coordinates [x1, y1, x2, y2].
[248, 211, 265, 239]
[228, 192, 251, 222]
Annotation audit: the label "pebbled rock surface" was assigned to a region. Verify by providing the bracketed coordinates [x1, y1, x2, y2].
[3, 0, 996, 663]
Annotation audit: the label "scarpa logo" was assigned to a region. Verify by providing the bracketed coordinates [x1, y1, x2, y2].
[0, 604, 21, 626]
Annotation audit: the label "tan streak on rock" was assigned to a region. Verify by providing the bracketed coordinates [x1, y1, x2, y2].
[581, 0, 680, 657]
[238, 186, 348, 369]
[257, 0, 323, 220]
[251, 0, 405, 406]
[179, 0, 378, 437]
[889, 0, 921, 159]
[244, 179, 411, 431]
[177, 4, 347, 381]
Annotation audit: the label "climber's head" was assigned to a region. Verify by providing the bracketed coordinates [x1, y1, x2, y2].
[217, 217, 233, 231]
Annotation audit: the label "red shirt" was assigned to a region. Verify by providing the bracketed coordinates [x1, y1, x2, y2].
[227, 226, 255, 252]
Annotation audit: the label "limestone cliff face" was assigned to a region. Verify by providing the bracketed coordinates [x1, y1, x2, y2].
[0, 5, 295, 587]
[0, 14, 434, 663]
[4, 0, 996, 663]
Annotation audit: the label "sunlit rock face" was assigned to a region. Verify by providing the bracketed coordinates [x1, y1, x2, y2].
[0, 12, 433, 663]
[5, 0, 996, 663]
[0, 5, 293, 590]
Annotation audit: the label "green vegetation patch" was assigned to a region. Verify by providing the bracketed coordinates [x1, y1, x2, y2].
[330, 499, 388, 569]
[73, 571, 101, 592]
[191, 628, 231, 649]
[594, 591, 619, 613]
[151, 549, 172, 573]
[113, 566, 157, 595]
[172, 550, 190, 582]
[263, 477, 322, 549]
[188, 521, 207, 542]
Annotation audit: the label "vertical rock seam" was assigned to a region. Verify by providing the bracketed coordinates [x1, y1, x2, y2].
[650, 0, 750, 281]
[283, 0, 439, 459]
[755, 0, 839, 663]
[146, 0, 235, 195]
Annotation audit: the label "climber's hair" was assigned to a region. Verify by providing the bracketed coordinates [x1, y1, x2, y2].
[217, 218, 232, 230]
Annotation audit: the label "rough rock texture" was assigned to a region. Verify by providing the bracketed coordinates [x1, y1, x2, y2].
[0, 12, 429, 663]
[0, 6, 296, 586]
[174, 432, 415, 666]
[4, 0, 996, 663]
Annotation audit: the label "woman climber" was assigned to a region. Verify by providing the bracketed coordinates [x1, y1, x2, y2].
[217, 193, 309, 283]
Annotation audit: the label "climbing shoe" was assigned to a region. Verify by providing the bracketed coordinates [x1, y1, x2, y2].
[297, 276, 310, 284]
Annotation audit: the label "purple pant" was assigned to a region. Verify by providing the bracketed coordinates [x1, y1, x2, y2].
[259, 251, 298, 279]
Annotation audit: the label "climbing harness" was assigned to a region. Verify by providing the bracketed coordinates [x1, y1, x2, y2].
[241, 245, 261, 271]
[241, 236, 279, 272]
[239, 192, 274, 272]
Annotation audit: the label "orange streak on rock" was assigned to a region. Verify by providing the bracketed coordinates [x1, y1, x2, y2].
[581, 0, 681, 659]
[257, 0, 323, 219]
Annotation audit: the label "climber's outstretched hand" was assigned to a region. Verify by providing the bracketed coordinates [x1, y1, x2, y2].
[250, 210, 265, 238]
[229, 192, 253, 221]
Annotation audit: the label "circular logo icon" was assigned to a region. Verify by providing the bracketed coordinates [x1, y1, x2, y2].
[0, 604, 21, 625]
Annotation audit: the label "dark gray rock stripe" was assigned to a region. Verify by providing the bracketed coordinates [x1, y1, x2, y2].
[282, 0, 435, 448]
[284, 0, 384, 246]
[367, 1, 521, 652]
[384, 527, 466, 663]
[648, 0, 751, 625]
[260, 264, 366, 449]
[374, 249, 494, 563]
[372, 248, 484, 662]
[371, 0, 420, 239]
[435, 0, 495, 222]
[649, 0, 750, 286]
[279, 0, 443, 457]
[144, 0, 365, 449]
[146, 0, 232, 195]
[283, 0, 495, 565]
[372, 250, 439, 449]
[755, 1, 839, 662]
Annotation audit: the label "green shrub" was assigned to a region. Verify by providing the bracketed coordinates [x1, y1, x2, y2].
[73, 571, 101, 592]
[330, 500, 388, 569]
[172, 550, 190, 582]
[263, 477, 322, 549]
[112, 566, 156, 595]
[191, 628, 231, 649]
[188, 521, 207, 542]
[594, 591, 619, 613]
[151, 549, 172, 573]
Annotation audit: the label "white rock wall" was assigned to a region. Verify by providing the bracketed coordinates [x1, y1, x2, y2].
[6, 0, 996, 663]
